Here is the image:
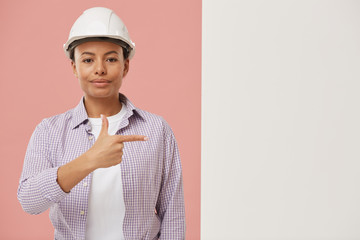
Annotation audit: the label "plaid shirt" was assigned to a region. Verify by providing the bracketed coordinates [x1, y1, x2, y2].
[17, 94, 185, 240]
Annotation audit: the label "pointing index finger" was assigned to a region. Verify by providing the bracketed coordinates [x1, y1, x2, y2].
[115, 135, 149, 143]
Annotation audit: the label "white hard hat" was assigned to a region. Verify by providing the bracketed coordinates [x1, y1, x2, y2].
[63, 7, 135, 59]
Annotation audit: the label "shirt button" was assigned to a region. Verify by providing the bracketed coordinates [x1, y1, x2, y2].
[83, 182, 88, 187]
[80, 210, 85, 215]
[88, 135, 93, 140]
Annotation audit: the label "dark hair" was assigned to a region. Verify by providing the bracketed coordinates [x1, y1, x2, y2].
[69, 37, 130, 61]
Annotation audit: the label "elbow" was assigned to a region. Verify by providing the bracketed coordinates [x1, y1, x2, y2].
[17, 193, 42, 215]
[21, 205, 42, 215]
[17, 197, 43, 215]
[17, 185, 44, 215]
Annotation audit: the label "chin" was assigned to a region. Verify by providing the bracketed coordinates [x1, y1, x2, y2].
[87, 91, 118, 99]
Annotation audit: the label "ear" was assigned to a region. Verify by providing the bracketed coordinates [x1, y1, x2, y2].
[123, 59, 130, 78]
[71, 61, 78, 78]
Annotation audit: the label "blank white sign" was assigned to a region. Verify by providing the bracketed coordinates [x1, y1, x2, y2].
[202, 1, 360, 239]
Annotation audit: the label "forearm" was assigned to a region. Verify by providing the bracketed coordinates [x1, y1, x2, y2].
[159, 179, 186, 239]
[57, 152, 96, 193]
[18, 153, 96, 214]
[17, 167, 68, 214]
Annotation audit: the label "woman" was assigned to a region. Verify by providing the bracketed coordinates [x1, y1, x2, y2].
[17, 7, 185, 240]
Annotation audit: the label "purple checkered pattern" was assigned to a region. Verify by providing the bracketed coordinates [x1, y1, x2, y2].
[17, 94, 186, 240]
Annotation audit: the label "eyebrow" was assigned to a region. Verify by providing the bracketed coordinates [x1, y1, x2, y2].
[80, 51, 120, 56]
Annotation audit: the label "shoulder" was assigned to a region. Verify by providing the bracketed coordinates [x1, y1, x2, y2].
[122, 94, 173, 133]
[134, 108, 172, 132]
[131, 108, 177, 146]
[36, 108, 76, 134]
[28, 107, 77, 148]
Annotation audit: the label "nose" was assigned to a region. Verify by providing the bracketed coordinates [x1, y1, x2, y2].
[95, 61, 106, 75]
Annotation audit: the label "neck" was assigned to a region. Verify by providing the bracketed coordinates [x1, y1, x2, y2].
[84, 95, 122, 118]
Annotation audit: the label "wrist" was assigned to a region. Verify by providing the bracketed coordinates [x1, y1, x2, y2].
[82, 150, 98, 172]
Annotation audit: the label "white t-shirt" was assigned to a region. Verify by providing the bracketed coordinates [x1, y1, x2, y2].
[85, 104, 127, 240]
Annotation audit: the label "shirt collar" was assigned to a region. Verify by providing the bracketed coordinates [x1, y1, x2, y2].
[71, 93, 145, 129]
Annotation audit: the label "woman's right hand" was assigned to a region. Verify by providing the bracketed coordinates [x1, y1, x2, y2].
[57, 114, 147, 193]
[86, 114, 148, 169]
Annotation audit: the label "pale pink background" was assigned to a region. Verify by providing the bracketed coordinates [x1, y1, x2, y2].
[0, 0, 200, 239]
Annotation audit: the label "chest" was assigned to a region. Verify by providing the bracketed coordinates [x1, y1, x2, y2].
[49, 124, 164, 185]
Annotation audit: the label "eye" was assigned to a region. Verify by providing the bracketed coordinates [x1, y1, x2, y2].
[82, 58, 93, 63]
[107, 58, 118, 62]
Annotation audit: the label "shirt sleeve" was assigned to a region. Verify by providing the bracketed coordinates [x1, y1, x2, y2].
[156, 120, 186, 239]
[17, 119, 68, 215]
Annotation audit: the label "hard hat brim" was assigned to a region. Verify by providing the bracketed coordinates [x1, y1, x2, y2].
[64, 35, 135, 60]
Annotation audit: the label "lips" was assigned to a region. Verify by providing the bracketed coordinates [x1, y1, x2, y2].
[90, 79, 111, 87]
[91, 79, 111, 83]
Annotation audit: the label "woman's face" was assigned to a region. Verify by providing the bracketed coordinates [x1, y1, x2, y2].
[71, 41, 129, 101]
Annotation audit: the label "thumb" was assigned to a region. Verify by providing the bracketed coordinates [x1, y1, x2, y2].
[99, 114, 109, 137]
